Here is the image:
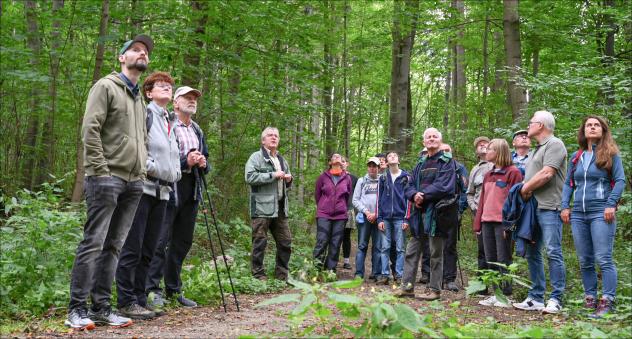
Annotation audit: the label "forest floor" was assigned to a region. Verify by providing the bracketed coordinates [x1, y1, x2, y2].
[23, 248, 558, 338]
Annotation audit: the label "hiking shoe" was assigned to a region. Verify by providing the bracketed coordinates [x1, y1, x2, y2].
[542, 299, 562, 314]
[513, 297, 544, 311]
[343, 262, 352, 270]
[584, 296, 597, 309]
[376, 276, 389, 285]
[64, 307, 96, 330]
[369, 275, 378, 282]
[88, 306, 133, 327]
[148, 292, 166, 309]
[478, 296, 497, 307]
[119, 303, 156, 320]
[419, 288, 441, 301]
[169, 293, 198, 308]
[393, 288, 415, 298]
[394, 277, 402, 285]
[589, 298, 614, 319]
[444, 281, 459, 292]
[417, 273, 429, 284]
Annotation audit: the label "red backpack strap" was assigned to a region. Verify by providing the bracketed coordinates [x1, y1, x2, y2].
[569, 149, 583, 188]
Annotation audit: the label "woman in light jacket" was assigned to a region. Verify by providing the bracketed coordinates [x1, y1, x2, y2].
[115, 72, 181, 319]
[314, 153, 353, 272]
[561, 116, 625, 318]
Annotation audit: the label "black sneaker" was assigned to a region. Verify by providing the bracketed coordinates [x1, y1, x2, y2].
[444, 281, 459, 292]
[64, 307, 95, 330]
[417, 273, 429, 284]
[119, 303, 156, 320]
[168, 293, 198, 308]
[343, 262, 352, 270]
[88, 306, 132, 328]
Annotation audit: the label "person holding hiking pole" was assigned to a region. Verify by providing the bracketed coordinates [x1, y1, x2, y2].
[146, 86, 208, 309]
[245, 127, 293, 281]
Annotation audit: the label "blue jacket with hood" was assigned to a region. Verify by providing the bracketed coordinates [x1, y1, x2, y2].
[561, 148, 626, 213]
[376, 169, 412, 224]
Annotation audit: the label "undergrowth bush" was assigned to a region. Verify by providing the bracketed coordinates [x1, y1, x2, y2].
[1, 181, 83, 319]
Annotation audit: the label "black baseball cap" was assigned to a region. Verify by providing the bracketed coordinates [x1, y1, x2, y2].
[119, 34, 154, 55]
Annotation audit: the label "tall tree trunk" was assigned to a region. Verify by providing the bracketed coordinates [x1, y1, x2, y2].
[309, 85, 321, 170]
[503, 0, 527, 120]
[22, 0, 43, 189]
[343, 0, 350, 158]
[600, 0, 616, 107]
[481, 12, 490, 120]
[130, 0, 143, 37]
[72, 0, 109, 202]
[387, 0, 419, 155]
[322, 0, 335, 157]
[492, 30, 505, 127]
[182, 0, 207, 88]
[453, 0, 467, 129]
[40, 0, 65, 185]
[623, 11, 632, 119]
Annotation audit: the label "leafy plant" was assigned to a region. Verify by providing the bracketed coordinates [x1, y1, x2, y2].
[255, 278, 440, 337]
[465, 262, 531, 305]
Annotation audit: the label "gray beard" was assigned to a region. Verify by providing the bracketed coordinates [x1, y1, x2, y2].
[180, 107, 196, 115]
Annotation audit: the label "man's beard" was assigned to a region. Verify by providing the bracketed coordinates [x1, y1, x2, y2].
[180, 106, 196, 115]
[128, 61, 148, 72]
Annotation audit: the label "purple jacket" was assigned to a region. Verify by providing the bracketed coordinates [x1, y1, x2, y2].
[315, 171, 352, 220]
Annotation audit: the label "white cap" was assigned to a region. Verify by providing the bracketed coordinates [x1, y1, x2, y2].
[173, 86, 201, 100]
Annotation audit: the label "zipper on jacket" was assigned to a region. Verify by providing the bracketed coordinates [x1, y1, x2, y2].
[582, 156, 587, 212]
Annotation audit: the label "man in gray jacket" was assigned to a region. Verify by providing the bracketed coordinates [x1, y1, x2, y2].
[352, 157, 381, 280]
[66, 34, 153, 330]
[245, 127, 293, 281]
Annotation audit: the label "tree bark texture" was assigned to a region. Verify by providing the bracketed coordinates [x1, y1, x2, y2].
[503, 0, 527, 120]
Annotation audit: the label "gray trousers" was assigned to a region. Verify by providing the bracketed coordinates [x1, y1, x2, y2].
[402, 234, 444, 292]
[69, 176, 143, 311]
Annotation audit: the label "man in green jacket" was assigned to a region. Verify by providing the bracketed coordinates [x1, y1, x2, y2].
[66, 35, 153, 330]
[245, 127, 293, 281]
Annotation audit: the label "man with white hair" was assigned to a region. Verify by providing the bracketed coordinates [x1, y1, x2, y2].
[395, 128, 458, 301]
[513, 110, 567, 314]
[146, 86, 208, 309]
[245, 127, 293, 281]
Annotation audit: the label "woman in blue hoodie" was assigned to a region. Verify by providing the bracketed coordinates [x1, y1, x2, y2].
[561, 116, 625, 318]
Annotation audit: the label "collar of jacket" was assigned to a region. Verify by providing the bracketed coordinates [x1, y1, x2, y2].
[260, 146, 286, 172]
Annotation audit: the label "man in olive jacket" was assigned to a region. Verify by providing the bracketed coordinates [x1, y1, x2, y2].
[245, 127, 293, 281]
[66, 35, 153, 330]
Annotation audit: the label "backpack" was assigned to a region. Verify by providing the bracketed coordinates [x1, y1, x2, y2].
[146, 109, 175, 133]
[569, 150, 614, 189]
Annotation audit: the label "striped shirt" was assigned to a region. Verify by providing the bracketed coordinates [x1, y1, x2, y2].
[174, 118, 199, 173]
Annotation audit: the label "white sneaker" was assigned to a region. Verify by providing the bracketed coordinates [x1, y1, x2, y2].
[512, 297, 544, 311]
[542, 299, 562, 314]
[492, 297, 512, 308]
[478, 296, 497, 307]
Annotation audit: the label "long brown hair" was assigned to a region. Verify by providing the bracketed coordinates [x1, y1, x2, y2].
[488, 139, 513, 167]
[577, 115, 619, 171]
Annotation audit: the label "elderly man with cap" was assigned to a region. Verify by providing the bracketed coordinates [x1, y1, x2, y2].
[466, 136, 492, 289]
[146, 85, 208, 309]
[66, 34, 154, 330]
[512, 129, 531, 175]
[352, 156, 381, 280]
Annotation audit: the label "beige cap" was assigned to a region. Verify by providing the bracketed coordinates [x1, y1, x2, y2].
[174, 86, 201, 100]
[367, 157, 380, 166]
[473, 136, 490, 148]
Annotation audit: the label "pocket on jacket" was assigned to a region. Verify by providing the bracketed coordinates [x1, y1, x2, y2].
[252, 193, 276, 217]
[495, 180, 508, 188]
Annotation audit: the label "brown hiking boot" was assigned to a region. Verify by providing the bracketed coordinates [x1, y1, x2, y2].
[393, 288, 415, 298]
[419, 288, 441, 301]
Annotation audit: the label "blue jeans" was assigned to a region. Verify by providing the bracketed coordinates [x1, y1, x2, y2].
[525, 209, 566, 303]
[380, 219, 405, 278]
[371, 223, 382, 277]
[571, 211, 617, 300]
[355, 221, 380, 278]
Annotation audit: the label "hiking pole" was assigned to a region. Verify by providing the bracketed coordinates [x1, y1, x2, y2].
[194, 168, 229, 312]
[197, 168, 241, 312]
[456, 217, 465, 288]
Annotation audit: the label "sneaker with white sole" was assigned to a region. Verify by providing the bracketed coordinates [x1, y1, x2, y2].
[89, 306, 133, 327]
[512, 297, 544, 311]
[541, 299, 562, 314]
[492, 297, 512, 308]
[478, 296, 497, 307]
[64, 307, 96, 330]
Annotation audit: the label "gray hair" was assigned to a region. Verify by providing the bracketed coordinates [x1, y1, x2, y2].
[260, 126, 279, 141]
[533, 110, 555, 131]
[423, 127, 443, 141]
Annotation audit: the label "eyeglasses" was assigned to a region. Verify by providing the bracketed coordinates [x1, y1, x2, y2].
[527, 120, 542, 128]
[154, 83, 173, 90]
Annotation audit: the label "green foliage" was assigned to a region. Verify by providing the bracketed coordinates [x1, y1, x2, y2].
[255, 278, 440, 337]
[0, 179, 83, 319]
[466, 262, 531, 303]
